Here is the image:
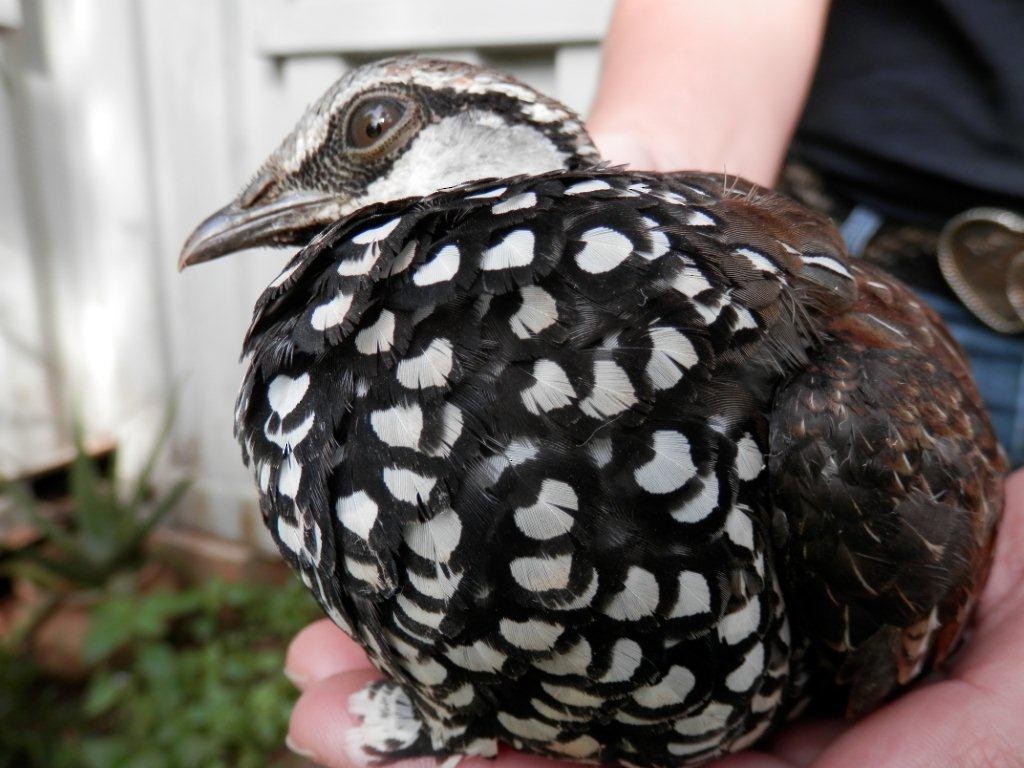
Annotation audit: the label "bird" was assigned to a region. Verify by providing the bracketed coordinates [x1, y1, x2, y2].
[179, 57, 1004, 767]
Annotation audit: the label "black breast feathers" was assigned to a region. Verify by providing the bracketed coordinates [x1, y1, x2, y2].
[233, 170, 1001, 767]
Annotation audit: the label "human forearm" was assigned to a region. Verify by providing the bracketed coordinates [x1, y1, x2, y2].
[588, 0, 830, 186]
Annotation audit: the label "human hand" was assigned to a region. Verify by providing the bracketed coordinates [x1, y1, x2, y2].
[283, 470, 1024, 767]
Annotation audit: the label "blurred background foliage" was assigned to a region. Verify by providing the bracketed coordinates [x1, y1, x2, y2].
[0, 578, 319, 768]
[0, 404, 321, 768]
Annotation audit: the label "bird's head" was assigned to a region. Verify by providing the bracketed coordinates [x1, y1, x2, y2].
[179, 56, 600, 268]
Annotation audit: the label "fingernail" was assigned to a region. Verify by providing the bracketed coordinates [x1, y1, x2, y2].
[284, 667, 310, 689]
[286, 733, 319, 760]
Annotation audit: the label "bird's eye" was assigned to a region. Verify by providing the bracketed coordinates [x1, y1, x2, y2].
[346, 97, 409, 151]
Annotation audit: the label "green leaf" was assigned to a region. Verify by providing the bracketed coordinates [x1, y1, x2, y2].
[82, 598, 138, 663]
[69, 418, 115, 553]
[128, 391, 180, 513]
[126, 478, 191, 556]
[82, 671, 131, 717]
[1, 481, 78, 555]
[79, 737, 130, 768]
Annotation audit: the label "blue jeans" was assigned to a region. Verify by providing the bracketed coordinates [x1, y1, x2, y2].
[915, 287, 1024, 467]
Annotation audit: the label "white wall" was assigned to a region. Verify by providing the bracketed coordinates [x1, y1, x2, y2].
[0, 0, 613, 546]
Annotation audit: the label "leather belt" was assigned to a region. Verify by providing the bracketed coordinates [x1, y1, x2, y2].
[779, 163, 1024, 334]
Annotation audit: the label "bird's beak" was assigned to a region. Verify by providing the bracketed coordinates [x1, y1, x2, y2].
[178, 189, 342, 270]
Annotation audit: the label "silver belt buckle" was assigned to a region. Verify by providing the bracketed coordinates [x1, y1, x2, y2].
[937, 207, 1024, 334]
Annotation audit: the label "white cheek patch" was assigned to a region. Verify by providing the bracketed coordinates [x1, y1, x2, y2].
[358, 115, 569, 210]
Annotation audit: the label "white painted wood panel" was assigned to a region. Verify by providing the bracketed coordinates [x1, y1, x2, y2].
[0, 0, 20, 30]
[2, 1, 610, 546]
[255, 0, 614, 55]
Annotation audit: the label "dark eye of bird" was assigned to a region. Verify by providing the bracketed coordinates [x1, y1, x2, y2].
[348, 98, 406, 150]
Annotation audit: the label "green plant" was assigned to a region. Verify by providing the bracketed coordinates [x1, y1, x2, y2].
[73, 577, 321, 768]
[0, 577, 321, 768]
[0, 403, 190, 592]
[0, 651, 83, 768]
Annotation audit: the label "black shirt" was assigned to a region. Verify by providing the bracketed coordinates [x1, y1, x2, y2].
[791, 0, 1024, 226]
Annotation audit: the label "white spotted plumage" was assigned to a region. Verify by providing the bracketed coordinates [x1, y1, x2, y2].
[223, 64, 907, 768]
[239, 172, 814, 768]
[480, 229, 535, 270]
[575, 226, 633, 274]
[413, 244, 460, 286]
[520, 359, 576, 415]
